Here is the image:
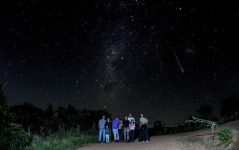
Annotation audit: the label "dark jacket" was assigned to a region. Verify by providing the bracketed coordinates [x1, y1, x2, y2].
[123, 120, 130, 128]
[105, 121, 112, 129]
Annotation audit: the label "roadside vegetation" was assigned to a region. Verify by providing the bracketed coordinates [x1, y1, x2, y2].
[1, 83, 239, 150]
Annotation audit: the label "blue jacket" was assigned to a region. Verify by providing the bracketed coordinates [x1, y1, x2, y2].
[112, 118, 120, 129]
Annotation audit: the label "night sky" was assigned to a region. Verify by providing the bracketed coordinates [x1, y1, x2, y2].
[1, 0, 239, 125]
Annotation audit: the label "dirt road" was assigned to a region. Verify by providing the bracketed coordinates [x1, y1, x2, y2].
[77, 134, 206, 150]
[77, 120, 239, 150]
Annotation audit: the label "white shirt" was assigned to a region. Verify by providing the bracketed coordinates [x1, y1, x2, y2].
[140, 117, 148, 126]
[128, 116, 135, 123]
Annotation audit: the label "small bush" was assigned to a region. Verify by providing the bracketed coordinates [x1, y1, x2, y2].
[0, 123, 31, 150]
[217, 128, 233, 148]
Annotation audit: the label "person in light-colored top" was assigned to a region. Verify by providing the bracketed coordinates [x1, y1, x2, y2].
[139, 113, 149, 142]
[98, 115, 106, 143]
[128, 113, 135, 123]
[140, 115, 148, 126]
[129, 119, 136, 142]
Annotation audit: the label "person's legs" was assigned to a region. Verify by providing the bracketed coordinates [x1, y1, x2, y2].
[145, 125, 149, 141]
[119, 129, 122, 142]
[139, 126, 143, 141]
[129, 130, 132, 142]
[129, 130, 131, 142]
[113, 129, 117, 141]
[141, 125, 146, 141]
[146, 130, 148, 141]
[109, 130, 112, 142]
[123, 128, 127, 142]
[121, 129, 124, 141]
[98, 129, 103, 142]
[126, 128, 130, 142]
[132, 130, 135, 142]
[106, 135, 109, 143]
[116, 129, 119, 141]
[103, 129, 106, 142]
[143, 130, 147, 141]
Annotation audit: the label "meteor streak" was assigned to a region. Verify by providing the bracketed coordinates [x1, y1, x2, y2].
[173, 51, 184, 74]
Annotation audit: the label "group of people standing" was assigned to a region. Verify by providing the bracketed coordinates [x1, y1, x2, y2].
[98, 113, 149, 143]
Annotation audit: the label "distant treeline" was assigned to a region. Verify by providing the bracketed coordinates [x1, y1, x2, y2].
[1, 83, 239, 137]
[1, 84, 111, 149]
[152, 96, 239, 135]
[7, 96, 239, 136]
[1, 83, 239, 149]
[9, 103, 111, 135]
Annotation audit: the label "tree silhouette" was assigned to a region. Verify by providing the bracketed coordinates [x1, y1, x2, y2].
[221, 97, 239, 122]
[0, 84, 30, 149]
[10, 103, 43, 133]
[66, 104, 78, 128]
[196, 104, 213, 119]
[43, 104, 57, 133]
[0, 84, 12, 128]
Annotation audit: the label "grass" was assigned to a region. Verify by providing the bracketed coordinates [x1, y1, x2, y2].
[26, 128, 97, 150]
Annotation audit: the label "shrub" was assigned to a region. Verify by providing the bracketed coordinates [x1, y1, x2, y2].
[0, 123, 31, 150]
[217, 128, 234, 148]
[220, 97, 239, 122]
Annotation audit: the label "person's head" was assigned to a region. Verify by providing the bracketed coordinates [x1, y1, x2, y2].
[106, 125, 108, 129]
[120, 120, 123, 123]
[102, 115, 105, 119]
[125, 116, 128, 120]
[140, 113, 144, 117]
[129, 113, 132, 117]
[107, 117, 110, 121]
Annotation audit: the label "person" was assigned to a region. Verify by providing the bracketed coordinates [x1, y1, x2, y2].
[112, 117, 120, 142]
[128, 113, 135, 123]
[129, 119, 136, 143]
[98, 115, 106, 143]
[105, 125, 111, 143]
[105, 117, 112, 129]
[105, 117, 112, 141]
[139, 113, 149, 142]
[118, 119, 124, 142]
[123, 116, 130, 143]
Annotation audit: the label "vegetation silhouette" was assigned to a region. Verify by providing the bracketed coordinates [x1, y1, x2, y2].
[220, 96, 239, 122]
[1, 82, 239, 149]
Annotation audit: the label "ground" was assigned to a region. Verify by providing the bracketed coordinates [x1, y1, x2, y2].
[78, 120, 239, 150]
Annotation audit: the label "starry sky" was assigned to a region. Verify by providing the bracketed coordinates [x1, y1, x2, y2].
[1, 0, 239, 125]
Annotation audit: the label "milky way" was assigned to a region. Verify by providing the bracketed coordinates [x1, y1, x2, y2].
[0, 0, 239, 125]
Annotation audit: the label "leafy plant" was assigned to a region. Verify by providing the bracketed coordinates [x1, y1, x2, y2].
[1, 123, 31, 150]
[217, 128, 234, 148]
[0, 86, 31, 150]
